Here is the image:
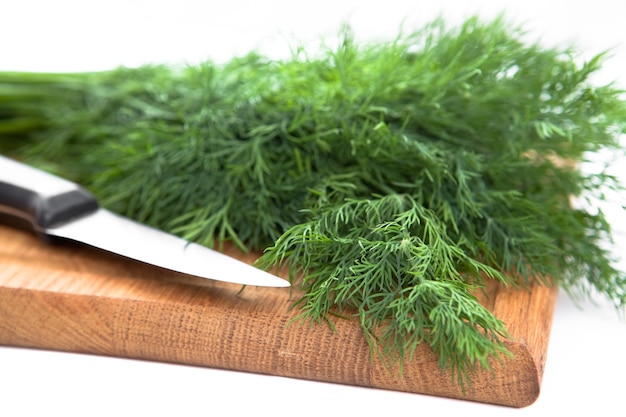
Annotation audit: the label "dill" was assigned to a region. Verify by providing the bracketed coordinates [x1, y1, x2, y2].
[2, 16, 625, 383]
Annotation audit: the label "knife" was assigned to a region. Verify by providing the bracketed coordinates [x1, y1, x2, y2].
[0, 155, 289, 287]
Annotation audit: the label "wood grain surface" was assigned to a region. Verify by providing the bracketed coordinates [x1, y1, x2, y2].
[0, 224, 557, 407]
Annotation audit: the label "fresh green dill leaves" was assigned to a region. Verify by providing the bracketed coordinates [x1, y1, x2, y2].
[1, 16, 625, 384]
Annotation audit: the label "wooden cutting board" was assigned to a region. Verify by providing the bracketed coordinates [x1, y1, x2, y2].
[0, 223, 557, 408]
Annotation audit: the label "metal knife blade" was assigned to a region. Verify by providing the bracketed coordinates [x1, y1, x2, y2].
[0, 155, 289, 288]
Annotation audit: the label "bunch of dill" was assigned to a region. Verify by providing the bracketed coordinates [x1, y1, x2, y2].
[2, 17, 625, 383]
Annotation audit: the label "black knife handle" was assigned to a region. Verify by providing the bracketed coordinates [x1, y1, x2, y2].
[0, 155, 99, 230]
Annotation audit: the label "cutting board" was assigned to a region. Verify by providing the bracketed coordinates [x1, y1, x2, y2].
[0, 223, 557, 408]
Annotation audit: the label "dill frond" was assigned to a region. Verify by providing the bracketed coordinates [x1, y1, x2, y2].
[2, 16, 625, 383]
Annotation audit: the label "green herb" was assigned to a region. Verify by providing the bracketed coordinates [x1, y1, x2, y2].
[2, 16, 625, 384]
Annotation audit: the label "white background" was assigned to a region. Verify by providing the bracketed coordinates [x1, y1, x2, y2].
[1, 1, 625, 415]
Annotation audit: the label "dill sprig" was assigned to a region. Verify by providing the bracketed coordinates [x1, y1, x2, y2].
[2, 16, 625, 383]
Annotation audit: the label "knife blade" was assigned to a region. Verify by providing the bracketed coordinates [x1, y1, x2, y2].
[0, 155, 289, 287]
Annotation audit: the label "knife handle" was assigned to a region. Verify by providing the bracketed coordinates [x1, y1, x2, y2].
[0, 155, 98, 230]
